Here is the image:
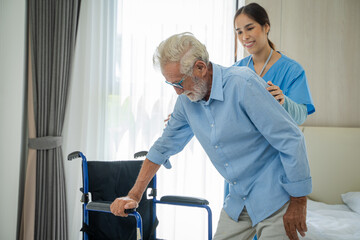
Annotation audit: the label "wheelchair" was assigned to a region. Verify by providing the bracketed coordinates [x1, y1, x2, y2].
[68, 151, 213, 240]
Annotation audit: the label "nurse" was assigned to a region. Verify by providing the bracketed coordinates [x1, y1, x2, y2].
[234, 2, 315, 125]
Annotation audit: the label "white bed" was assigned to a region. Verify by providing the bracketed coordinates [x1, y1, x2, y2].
[299, 127, 360, 239]
[304, 197, 360, 239]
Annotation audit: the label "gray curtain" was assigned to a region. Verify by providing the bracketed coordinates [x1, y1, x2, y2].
[27, 0, 81, 239]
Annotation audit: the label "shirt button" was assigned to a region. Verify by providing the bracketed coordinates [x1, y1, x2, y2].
[225, 163, 228, 167]
[215, 145, 218, 149]
[211, 124, 214, 127]
[242, 197, 246, 200]
[233, 182, 237, 185]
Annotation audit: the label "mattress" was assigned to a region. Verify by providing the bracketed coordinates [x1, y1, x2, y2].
[300, 199, 360, 240]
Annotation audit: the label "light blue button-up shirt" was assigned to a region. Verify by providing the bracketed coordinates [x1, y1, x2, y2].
[147, 63, 312, 226]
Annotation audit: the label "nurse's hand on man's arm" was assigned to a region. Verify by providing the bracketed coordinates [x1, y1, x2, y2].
[266, 81, 285, 105]
[110, 196, 139, 217]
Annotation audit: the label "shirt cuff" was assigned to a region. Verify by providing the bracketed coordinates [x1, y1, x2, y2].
[280, 175, 312, 197]
[147, 147, 172, 169]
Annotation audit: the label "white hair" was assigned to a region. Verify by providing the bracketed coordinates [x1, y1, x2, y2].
[153, 32, 209, 75]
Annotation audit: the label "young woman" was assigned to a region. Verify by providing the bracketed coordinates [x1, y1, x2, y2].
[233, 2, 315, 125]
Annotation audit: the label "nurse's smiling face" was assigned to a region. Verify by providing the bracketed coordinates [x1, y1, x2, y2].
[235, 13, 269, 55]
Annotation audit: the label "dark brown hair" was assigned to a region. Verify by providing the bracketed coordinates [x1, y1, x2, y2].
[234, 3, 275, 50]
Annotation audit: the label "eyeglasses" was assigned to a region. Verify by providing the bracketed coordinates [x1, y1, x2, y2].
[165, 75, 186, 89]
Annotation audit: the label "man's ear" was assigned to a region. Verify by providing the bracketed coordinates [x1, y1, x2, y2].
[194, 60, 207, 77]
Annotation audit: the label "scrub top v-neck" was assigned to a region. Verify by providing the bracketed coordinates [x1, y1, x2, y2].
[234, 52, 315, 115]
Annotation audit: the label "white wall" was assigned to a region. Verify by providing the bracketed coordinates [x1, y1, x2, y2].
[0, 0, 27, 239]
[246, 0, 360, 127]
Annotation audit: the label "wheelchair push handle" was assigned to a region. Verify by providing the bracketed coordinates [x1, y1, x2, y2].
[134, 151, 148, 159]
[67, 151, 82, 160]
[69, 150, 146, 160]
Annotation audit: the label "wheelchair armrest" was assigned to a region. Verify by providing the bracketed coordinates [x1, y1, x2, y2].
[87, 201, 111, 212]
[160, 195, 209, 205]
[86, 201, 135, 214]
[158, 195, 213, 240]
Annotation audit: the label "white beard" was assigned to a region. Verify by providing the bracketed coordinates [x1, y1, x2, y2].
[183, 77, 208, 102]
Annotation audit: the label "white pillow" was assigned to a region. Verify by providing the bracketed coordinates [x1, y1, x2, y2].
[342, 192, 360, 214]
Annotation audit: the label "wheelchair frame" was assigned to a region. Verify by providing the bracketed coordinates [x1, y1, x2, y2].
[68, 151, 213, 240]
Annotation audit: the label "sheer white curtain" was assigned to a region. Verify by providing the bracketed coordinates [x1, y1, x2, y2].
[63, 0, 237, 239]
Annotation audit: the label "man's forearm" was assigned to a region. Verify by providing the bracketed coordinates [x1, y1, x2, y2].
[128, 158, 161, 202]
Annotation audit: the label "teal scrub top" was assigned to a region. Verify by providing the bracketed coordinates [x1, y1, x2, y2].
[234, 52, 315, 114]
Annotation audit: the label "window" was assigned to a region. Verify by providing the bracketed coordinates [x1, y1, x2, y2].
[69, 0, 238, 238]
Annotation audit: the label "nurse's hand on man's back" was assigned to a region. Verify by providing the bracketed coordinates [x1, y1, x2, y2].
[266, 81, 285, 105]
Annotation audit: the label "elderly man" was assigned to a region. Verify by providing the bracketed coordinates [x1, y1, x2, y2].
[110, 32, 311, 240]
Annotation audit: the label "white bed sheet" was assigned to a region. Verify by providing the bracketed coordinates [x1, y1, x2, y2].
[300, 199, 360, 240]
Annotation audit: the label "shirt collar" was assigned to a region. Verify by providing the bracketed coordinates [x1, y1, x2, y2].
[200, 63, 224, 105]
